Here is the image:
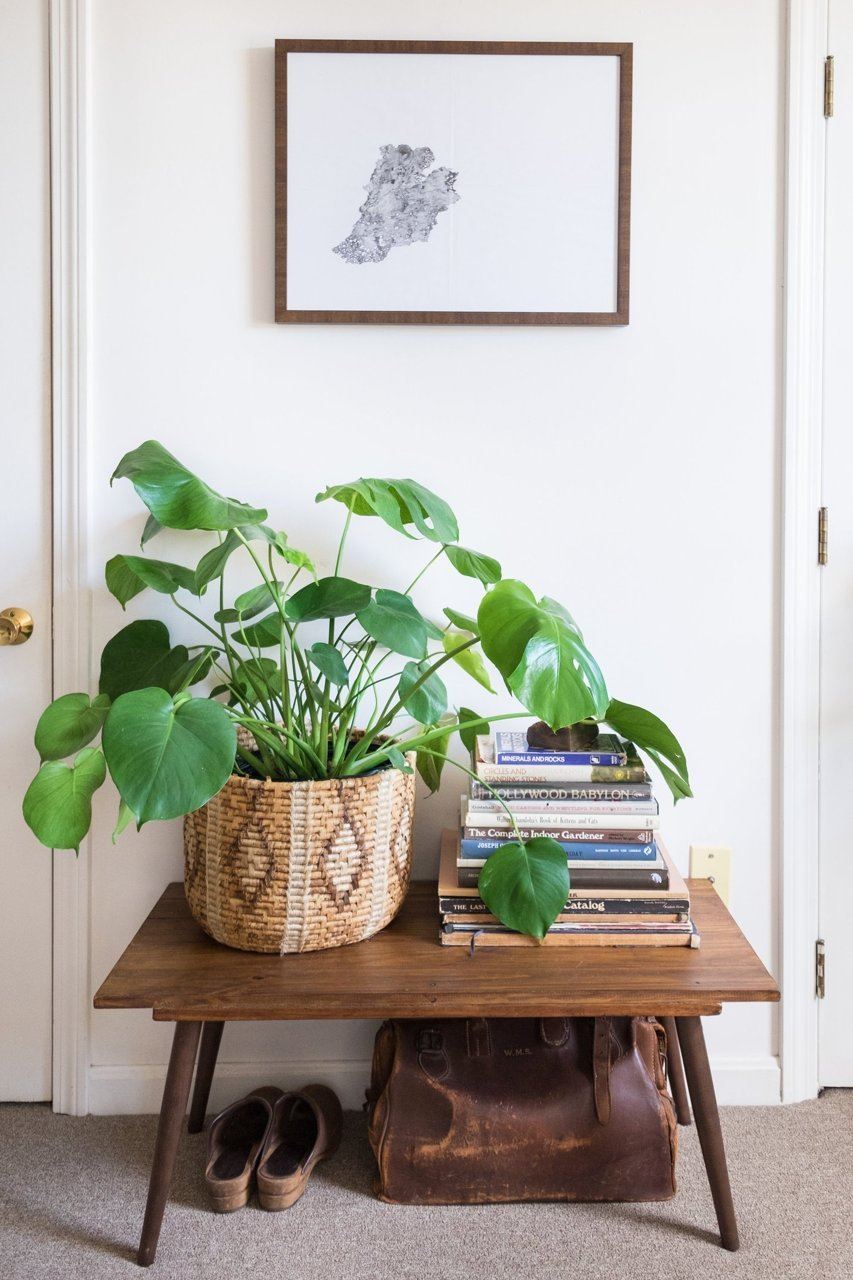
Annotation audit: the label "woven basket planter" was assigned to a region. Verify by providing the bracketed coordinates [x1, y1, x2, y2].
[184, 759, 415, 954]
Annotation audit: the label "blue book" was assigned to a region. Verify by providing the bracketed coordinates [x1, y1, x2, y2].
[459, 837, 659, 862]
[493, 730, 627, 768]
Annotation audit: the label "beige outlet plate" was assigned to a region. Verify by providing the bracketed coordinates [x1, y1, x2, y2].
[689, 845, 731, 906]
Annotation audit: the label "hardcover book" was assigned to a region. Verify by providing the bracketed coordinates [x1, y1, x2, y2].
[456, 864, 670, 889]
[475, 737, 649, 784]
[459, 837, 659, 861]
[469, 781, 653, 802]
[461, 800, 659, 833]
[465, 797, 659, 817]
[440, 921, 700, 949]
[461, 825, 656, 843]
[438, 895, 691, 917]
[438, 830, 681, 897]
[493, 729, 627, 767]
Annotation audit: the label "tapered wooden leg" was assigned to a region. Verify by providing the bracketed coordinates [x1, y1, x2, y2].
[137, 1021, 202, 1267]
[187, 1021, 224, 1134]
[663, 1016, 692, 1125]
[675, 1016, 739, 1251]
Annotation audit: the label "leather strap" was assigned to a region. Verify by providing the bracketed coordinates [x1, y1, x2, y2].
[593, 1018, 613, 1125]
[466, 1018, 492, 1058]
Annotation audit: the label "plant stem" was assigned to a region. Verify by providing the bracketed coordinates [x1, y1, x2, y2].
[234, 527, 317, 750]
[412, 747, 523, 844]
[334, 507, 353, 575]
[404, 545, 445, 594]
[344, 709, 529, 776]
[348, 635, 481, 769]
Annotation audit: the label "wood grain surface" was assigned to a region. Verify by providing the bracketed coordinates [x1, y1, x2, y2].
[94, 834, 778, 1022]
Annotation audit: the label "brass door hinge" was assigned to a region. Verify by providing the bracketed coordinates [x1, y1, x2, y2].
[816, 939, 826, 999]
[825, 55, 834, 118]
[818, 506, 829, 565]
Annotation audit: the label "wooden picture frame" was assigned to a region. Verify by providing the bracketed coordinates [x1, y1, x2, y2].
[275, 40, 632, 326]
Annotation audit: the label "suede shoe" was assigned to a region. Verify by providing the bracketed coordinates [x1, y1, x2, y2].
[256, 1084, 343, 1210]
[205, 1085, 283, 1212]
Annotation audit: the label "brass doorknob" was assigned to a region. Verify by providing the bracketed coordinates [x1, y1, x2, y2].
[0, 608, 34, 646]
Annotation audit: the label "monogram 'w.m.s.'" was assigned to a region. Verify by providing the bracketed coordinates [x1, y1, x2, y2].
[366, 1016, 677, 1204]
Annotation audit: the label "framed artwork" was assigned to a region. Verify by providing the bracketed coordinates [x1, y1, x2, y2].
[275, 40, 632, 326]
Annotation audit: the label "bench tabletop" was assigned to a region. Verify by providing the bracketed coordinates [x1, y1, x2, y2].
[94, 858, 779, 1022]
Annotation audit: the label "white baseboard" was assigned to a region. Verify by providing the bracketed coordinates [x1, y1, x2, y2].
[707, 1055, 781, 1105]
[86, 1053, 782, 1115]
[87, 1059, 373, 1115]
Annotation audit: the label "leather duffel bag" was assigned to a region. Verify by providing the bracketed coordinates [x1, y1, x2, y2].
[365, 1016, 677, 1204]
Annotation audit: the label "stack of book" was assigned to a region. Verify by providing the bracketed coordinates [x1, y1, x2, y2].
[439, 730, 698, 948]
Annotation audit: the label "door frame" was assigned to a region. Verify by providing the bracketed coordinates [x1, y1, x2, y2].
[48, 0, 829, 1112]
[51, 0, 92, 1114]
[780, 0, 828, 1104]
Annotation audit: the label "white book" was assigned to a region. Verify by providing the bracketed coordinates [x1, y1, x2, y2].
[466, 797, 659, 817]
[457, 856, 666, 871]
[461, 797, 660, 831]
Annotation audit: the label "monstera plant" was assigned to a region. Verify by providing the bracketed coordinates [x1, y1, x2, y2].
[23, 442, 690, 938]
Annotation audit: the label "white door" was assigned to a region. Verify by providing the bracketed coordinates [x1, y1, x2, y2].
[0, 0, 53, 1100]
[819, 1, 853, 1086]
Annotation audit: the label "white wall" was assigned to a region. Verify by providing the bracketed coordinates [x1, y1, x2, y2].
[85, 0, 783, 1111]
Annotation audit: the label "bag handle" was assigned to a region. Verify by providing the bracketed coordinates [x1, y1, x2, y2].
[416, 1027, 449, 1081]
[466, 1018, 492, 1057]
[540, 1017, 570, 1047]
[417, 1017, 571, 1078]
[467, 1018, 570, 1055]
[593, 1017, 613, 1125]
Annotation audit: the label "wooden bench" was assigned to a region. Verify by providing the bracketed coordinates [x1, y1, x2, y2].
[95, 864, 779, 1266]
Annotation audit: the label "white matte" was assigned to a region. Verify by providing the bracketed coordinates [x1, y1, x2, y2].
[286, 52, 620, 313]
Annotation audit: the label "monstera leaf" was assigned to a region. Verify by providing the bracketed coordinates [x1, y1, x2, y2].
[23, 747, 107, 852]
[444, 544, 501, 585]
[34, 692, 111, 761]
[98, 620, 189, 701]
[307, 643, 349, 686]
[398, 662, 448, 725]
[102, 689, 236, 825]
[112, 440, 266, 531]
[414, 715, 456, 793]
[317, 478, 459, 544]
[105, 554, 198, 607]
[603, 698, 692, 802]
[478, 837, 570, 938]
[286, 577, 371, 622]
[478, 580, 608, 727]
[357, 590, 428, 659]
[442, 630, 494, 693]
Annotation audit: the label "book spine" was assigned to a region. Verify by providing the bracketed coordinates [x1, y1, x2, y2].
[443, 920, 693, 935]
[440, 927, 698, 949]
[469, 782, 653, 801]
[455, 865, 670, 889]
[477, 763, 649, 783]
[461, 825, 656, 843]
[494, 750, 627, 767]
[438, 895, 690, 916]
[463, 812, 660, 830]
[443, 913, 688, 926]
[466, 799, 659, 816]
[459, 838, 658, 861]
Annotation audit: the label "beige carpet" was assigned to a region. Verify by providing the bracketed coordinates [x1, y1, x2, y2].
[0, 1094, 850, 1279]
